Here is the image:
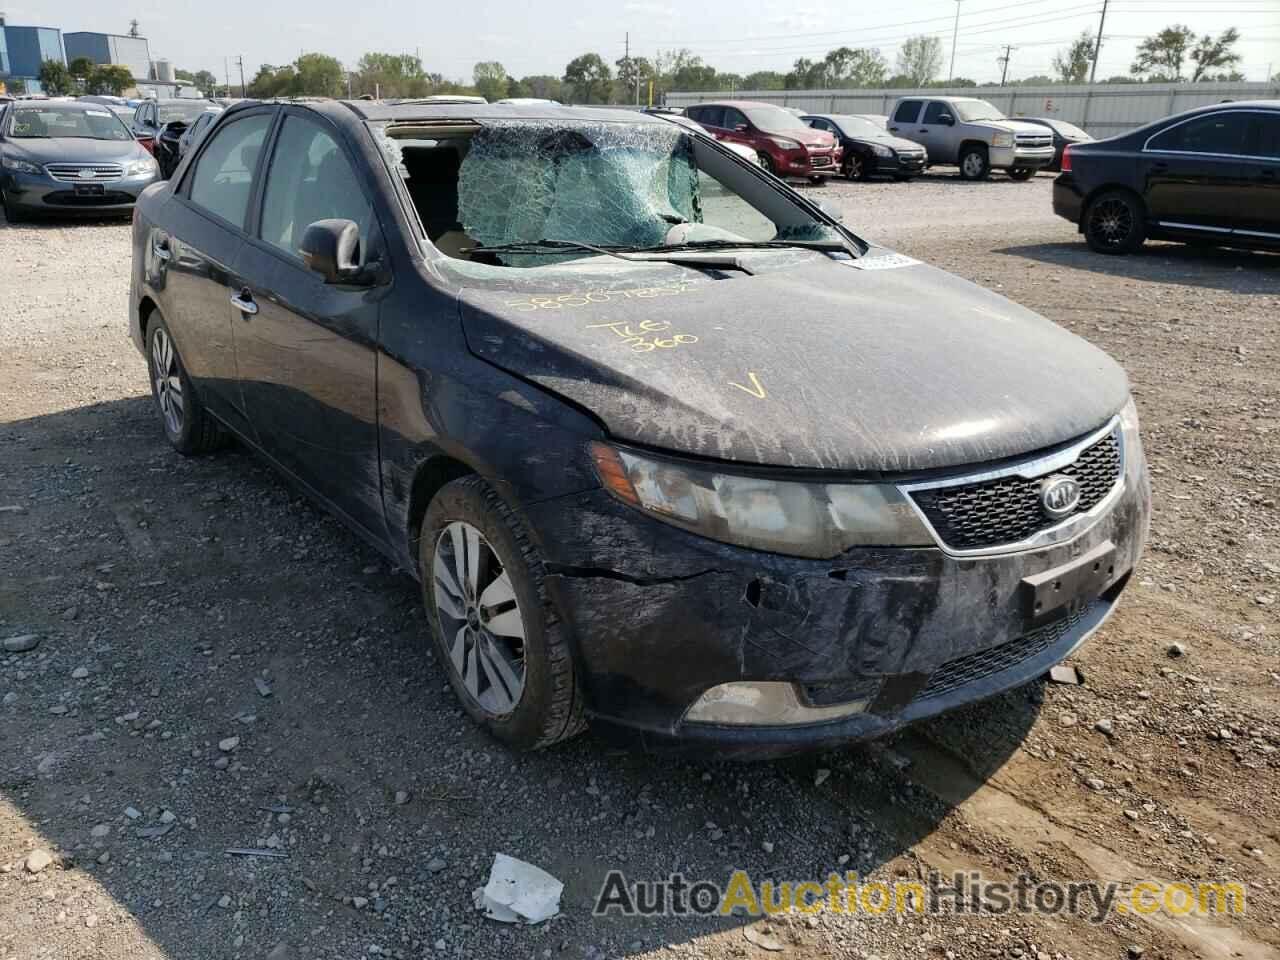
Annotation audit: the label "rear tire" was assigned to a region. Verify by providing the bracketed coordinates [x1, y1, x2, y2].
[1007, 167, 1036, 181]
[420, 476, 585, 751]
[146, 314, 226, 454]
[1083, 189, 1146, 255]
[959, 145, 990, 181]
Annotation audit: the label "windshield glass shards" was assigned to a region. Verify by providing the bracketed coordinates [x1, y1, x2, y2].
[386, 119, 845, 268]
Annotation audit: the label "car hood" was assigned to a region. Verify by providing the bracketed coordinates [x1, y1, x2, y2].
[984, 119, 1056, 137]
[4, 137, 143, 164]
[767, 129, 834, 150]
[456, 249, 1129, 473]
[856, 133, 924, 152]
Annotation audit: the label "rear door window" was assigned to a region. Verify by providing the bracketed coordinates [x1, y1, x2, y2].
[187, 112, 273, 228]
[259, 113, 374, 261]
[1147, 111, 1251, 156]
[1250, 113, 1280, 158]
[893, 101, 922, 124]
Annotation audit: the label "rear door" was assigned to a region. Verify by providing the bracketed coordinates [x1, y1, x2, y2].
[1237, 110, 1280, 243]
[231, 107, 388, 537]
[154, 106, 276, 436]
[1142, 110, 1252, 234]
[887, 99, 924, 144]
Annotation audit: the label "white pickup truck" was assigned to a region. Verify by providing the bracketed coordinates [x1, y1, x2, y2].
[887, 96, 1056, 181]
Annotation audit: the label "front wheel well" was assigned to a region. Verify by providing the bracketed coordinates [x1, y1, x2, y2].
[959, 139, 989, 158]
[138, 296, 159, 344]
[407, 456, 477, 560]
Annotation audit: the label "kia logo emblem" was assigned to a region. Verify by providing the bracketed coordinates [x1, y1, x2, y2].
[1040, 475, 1081, 519]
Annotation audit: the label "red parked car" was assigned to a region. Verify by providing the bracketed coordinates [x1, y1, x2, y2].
[684, 101, 840, 182]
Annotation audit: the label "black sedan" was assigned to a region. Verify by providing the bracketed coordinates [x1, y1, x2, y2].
[129, 99, 1148, 755]
[0, 100, 159, 221]
[802, 113, 927, 180]
[154, 106, 220, 178]
[1054, 100, 1279, 254]
[1020, 116, 1093, 172]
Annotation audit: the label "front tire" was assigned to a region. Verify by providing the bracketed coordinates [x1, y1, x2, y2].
[420, 476, 584, 751]
[959, 145, 990, 181]
[1083, 189, 1146, 255]
[146, 315, 225, 454]
[756, 152, 774, 174]
[1007, 167, 1036, 181]
[844, 153, 869, 181]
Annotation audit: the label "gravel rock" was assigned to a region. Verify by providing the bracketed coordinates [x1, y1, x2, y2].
[25, 849, 53, 873]
[218, 736, 240, 752]
[2, 634, 40, 653]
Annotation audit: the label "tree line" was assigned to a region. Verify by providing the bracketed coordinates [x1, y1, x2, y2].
[22, 23, 1261, 102]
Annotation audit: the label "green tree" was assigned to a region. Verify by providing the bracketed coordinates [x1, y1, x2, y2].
[355, 52, 430, 98]
[38, 59, 73, 96]
[1190, 28, 1241, 82]
[192, 70, 218, 94]
[68, 56, 97, 84]
[1131, 25, 1195, 81]
[1053, 32, 1095, 84]
[247, 64, 294, 98]
[88, 64, 134, 96]
[563, 53, 612, 103]
[473, 61, 508, 101]
[821, 46, 887, 88]
[519, 75, 564, 101]
[895, 35, 943, 87]
[614, 55, 654, 103]
[742, 71, 786, 90]
[294, 53, 344, 97]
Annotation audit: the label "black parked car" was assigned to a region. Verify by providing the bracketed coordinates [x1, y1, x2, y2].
[154, 106, 221, 178]
[802, 113, 927, 181]
[129, 99, 1149, 755]
[1, 100, 159, 220]
[1020, 116, 1093, 172]
[1054, 100, 1280, 254]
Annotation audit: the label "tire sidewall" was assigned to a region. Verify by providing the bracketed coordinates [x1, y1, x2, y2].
[419, 479, 562, 749]
[147, 317, 198, 451]
[959, 146, 989, 181]
[1085, 190, 1145, 255]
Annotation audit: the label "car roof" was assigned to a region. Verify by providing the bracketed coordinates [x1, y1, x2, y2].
[228, 98, 669, 126]
[687, 100, 791, 110]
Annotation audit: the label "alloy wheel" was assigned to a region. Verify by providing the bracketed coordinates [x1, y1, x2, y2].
[846, 155, 863, 179]
[1088, 197, 1133, 248]
[433, 521, 527, 716]
[151, 327, 184, 436]
[962, 152, 985, 178]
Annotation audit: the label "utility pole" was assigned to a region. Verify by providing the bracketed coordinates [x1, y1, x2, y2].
[948, 0, 962, 83]
[236, 55, 245, 98]
[998, 44, 1015, 86]
[1089, 0, 1109, 85]
[224, 56, 230, 97]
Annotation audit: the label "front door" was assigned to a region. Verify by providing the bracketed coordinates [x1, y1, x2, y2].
[156, 107, 275, 435]
[1142, 109, 1252, 234]
[231, 108, 387, 538]
[917, 101, 956, 164]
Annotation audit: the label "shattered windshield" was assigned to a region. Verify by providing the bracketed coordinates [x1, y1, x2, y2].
[954, 100, 1006, 122]
[384, 118, 843, 268]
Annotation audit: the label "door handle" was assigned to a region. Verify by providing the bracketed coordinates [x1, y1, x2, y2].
[230, 289, 258, 316]
[1262, 169, 1277, 181]
[152, 238, 171, 261]
[1151, 161, 1169, 171]
[888, 127, 899, 132]
[919, 128, 928, 133]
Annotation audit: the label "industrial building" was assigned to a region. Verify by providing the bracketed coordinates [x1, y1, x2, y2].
[0, 18, 66, 93]
[0, 17, 185, 96]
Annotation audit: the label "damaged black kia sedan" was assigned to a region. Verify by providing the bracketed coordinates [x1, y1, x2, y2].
[128, 100, 1150, 755]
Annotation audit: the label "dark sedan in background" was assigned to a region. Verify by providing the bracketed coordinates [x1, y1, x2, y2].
[128, 98, 1147, 756]
[802, 113, 927, 180]
[0, 100, 159, 221]
[155, 105, 221, 178]
[1054, 100, 1279, 254]
[1021, 116, 1093, 172]
[131, 99, 217, 156]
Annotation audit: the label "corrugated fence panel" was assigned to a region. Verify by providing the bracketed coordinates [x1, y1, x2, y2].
[665, 82, 1280, 136]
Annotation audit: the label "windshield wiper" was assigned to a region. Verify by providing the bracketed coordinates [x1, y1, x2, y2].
[630, 239, 851, 254]
[459, 238, 758, 275]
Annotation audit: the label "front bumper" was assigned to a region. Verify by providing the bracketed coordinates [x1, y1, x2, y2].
[990, 144, 1055, 170]
[782, 148, 840, 178]
[2, 169, 157, 215]
[525, 427, 1150, 757]
[875, 152, 927, 176]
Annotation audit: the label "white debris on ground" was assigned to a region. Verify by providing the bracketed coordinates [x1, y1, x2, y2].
[472, 853, 563, 924]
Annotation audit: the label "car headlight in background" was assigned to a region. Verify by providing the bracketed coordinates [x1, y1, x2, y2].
[590, 443, 933, 558]
[991, 132, 1015, 148]
[870, 143, 894, 158]
[126, 156, 158, 177]
[2, 155, 42, 175]
[768, 136, 802, 151]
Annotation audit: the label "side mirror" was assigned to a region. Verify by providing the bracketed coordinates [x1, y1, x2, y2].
[301, 219, 364, 284]
[817, 199, 844, 223]
[734, 123, 749, 133]
[939, 113, 955, 126]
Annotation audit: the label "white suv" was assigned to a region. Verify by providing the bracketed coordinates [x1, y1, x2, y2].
[888, 97, 1056, 181]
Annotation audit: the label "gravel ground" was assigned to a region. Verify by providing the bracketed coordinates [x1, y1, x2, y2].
[2, 172, 1279, 960]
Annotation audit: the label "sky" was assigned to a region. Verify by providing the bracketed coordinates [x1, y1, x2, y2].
[10, 0, 1280, 87]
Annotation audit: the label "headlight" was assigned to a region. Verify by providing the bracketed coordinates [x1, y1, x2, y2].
[126, 156, 158, 177]
[870, 143, 893, 158]
[992, 133, 1014, 148]
[768, 136, 801, 151]
[590, 443, 933, 558]
[2, 155, 42, 175]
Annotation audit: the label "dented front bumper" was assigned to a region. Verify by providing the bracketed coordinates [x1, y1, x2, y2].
[525, 437, 1149, 757]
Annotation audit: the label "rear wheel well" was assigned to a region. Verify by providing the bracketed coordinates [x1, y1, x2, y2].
[408, 456, 476, 559]
[138, 296, 159, 344]
[1084, 184, 1145, 218]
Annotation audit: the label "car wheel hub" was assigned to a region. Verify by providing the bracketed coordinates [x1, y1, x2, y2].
[1091, 199, 1131, 245]
[964, 154, 983, 176]
[433, 521, 527, 717]
[151, 328, 184, 436]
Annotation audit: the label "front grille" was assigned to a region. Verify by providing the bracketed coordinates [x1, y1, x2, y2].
[917, 603, 1095, 702]
[809, 154, 833, 167]
[909, 429, 1122, 551]
[1015, 136, 1052, 148]
[45, 163, 124, 183]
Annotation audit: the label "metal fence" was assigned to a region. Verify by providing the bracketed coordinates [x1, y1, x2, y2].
[665, 81, 1280, 137]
